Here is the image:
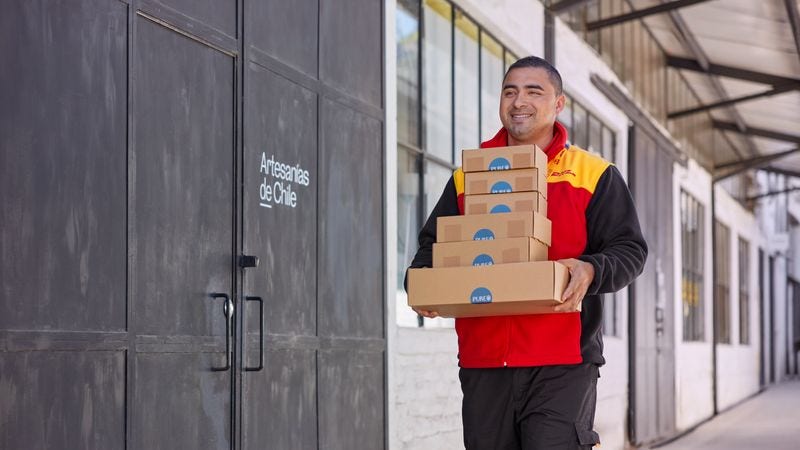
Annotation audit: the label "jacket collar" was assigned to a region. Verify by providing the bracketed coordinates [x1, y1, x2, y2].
[480, 121, 569, 162]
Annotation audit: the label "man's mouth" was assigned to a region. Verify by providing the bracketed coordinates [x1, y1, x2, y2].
[510, 113, 533, 121]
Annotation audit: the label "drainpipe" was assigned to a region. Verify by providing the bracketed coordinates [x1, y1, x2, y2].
[710, 183, 718, 415]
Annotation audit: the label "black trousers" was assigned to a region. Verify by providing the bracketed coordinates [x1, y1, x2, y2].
[459, 363, 601, 450]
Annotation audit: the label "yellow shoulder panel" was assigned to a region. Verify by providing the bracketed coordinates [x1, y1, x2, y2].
[453, 167, 465, 195]
[547, 146, 611, 194]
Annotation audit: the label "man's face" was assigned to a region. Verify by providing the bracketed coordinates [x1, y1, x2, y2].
[499, 67, 565, 144]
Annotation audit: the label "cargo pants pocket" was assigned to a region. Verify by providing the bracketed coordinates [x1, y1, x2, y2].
[574, 422, 600, 449]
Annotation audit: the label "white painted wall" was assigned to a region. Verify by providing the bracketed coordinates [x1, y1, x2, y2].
[713, 185, 763, 411]
[673, 159, 715, 430]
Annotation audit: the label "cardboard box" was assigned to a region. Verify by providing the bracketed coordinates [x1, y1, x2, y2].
[433, 237, 549, 268]
[436, 211, 551, 245]
[464, 168, 547, 198]
[464, 191, 546, 215]
[407, 261, 570, 318]
[462, 145, 547, 173]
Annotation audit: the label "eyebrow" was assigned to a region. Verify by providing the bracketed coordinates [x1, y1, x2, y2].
[503, 83, 545, 91]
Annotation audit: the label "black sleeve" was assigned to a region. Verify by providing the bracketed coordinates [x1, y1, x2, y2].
[578, 165, 648, 295]
[403, 176, 461, 291]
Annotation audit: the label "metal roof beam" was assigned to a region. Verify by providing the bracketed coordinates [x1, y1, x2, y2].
[663, 2, 756, 155]
[666, 55, 800, 86]
[785, 0, 800, 62]
[548, 0, 593, 13]
[712, 147, 800, 181]
[713, 121, 800, 144]
[586, 0, 711, 31]
[667, 84, 798, 119]
[760, 166, 800, 179]
[746, 185, 800, 201]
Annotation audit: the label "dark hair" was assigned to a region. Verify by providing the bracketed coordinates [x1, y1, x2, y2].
[504, 56, 563, 95]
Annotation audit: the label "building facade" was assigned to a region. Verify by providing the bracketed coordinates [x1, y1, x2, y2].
[2, 1, 798, 449]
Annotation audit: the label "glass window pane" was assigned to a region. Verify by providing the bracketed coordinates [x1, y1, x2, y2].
[505, 50, 517, 73]
[397, 148, 422, 327]
[423, 0, 453, 162]
[602, 126, 615, 163]
[588, 114, 602, 156]
[424, 160, 452, 217]
[397, 0, 420, 147]
[480, 33, 503, 142]
[572, 101, 588, 148]
[559, 96, 573, 137]
[397, 148, 420, 289]
[454, 10, 479, 157]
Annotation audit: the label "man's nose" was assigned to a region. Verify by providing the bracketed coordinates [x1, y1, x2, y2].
[512, 94, 526, 109]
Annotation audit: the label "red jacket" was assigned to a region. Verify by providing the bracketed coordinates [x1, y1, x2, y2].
[407, 122, 647, 368]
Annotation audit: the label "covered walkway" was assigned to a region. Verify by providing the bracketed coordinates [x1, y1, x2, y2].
[654, 380, 800, 450]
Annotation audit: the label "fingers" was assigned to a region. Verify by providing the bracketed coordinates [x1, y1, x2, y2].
[554, 258, 594, 313]
[413, 308, 439, 318]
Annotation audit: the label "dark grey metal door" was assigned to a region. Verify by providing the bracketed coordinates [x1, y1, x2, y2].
[1, 1, 385, 448]
[0, 1, 128, 448]
[129, 10, 236, 449]
[629, 126, 676, 445]
[239, 2, 386, 449]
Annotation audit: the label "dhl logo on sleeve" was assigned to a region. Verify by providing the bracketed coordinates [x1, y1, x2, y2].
[547, 145, 611, 195]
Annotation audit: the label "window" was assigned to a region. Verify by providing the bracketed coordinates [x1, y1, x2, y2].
[422, 0, 452, 164]
[738, 237, 750, 345]
[572, 101, 588, 149]
[561, 95, 616, 164]
[396, 0, 517, 327]
[480, 32, 503, 142]
[681, 190, 704, 341]
[559, 96, 573, 137]
[714, 220, 731, 344]
[454, 10, 479, 158]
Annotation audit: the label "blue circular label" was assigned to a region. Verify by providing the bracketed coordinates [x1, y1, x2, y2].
[473, 228, 495, 240]
[490, 204, 511, 214]
[472, 254, 494, 266]
[488, 157, 511, 171]
[490, 181, 513, 193]
[470, 287, 493, 304]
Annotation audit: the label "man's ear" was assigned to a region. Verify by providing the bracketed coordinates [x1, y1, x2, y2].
[555, 93, 566, 115]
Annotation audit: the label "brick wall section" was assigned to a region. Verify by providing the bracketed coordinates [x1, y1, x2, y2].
[394, 327, 463, 449]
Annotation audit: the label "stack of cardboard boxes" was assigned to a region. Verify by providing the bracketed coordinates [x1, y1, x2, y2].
[407, 145, 570, 318]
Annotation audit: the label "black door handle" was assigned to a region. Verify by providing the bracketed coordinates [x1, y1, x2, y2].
[210, 293, 233, 371]
[244, 296, 264, 372]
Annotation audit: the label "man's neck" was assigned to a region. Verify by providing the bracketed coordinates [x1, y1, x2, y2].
[508, 128, 554, 151]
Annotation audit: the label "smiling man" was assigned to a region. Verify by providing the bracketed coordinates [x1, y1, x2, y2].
[406, 56, 648, 449]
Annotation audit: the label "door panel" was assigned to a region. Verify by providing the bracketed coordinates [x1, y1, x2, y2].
[135, 353, 232, 449]
[320, 0, 383, 107]
[0, 0, 127, 332]
[131, 16, 234, 337]
[318, 349, 385, 449]
[0, 351, 125, 449]
[242, 349, 318, 450]
[243, 64, 318, 337]
[245, 0, 319, 77]
[130, 15, 235, 449]
[630, 126, 675, 444]
[154, 0, 237, 38]
[318, 99, 383, 339]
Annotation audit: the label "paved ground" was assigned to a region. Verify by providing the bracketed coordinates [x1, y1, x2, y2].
[654, 379, 800, 450]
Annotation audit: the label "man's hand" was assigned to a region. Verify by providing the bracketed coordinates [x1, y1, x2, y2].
[554, 258, 595, 312]
[413, 308, 439, 318]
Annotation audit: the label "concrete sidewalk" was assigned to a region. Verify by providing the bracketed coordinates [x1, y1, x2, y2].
[654, 379, 800, 450]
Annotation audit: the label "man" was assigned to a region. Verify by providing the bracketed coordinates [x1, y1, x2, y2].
[405, 56, 647, 449]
